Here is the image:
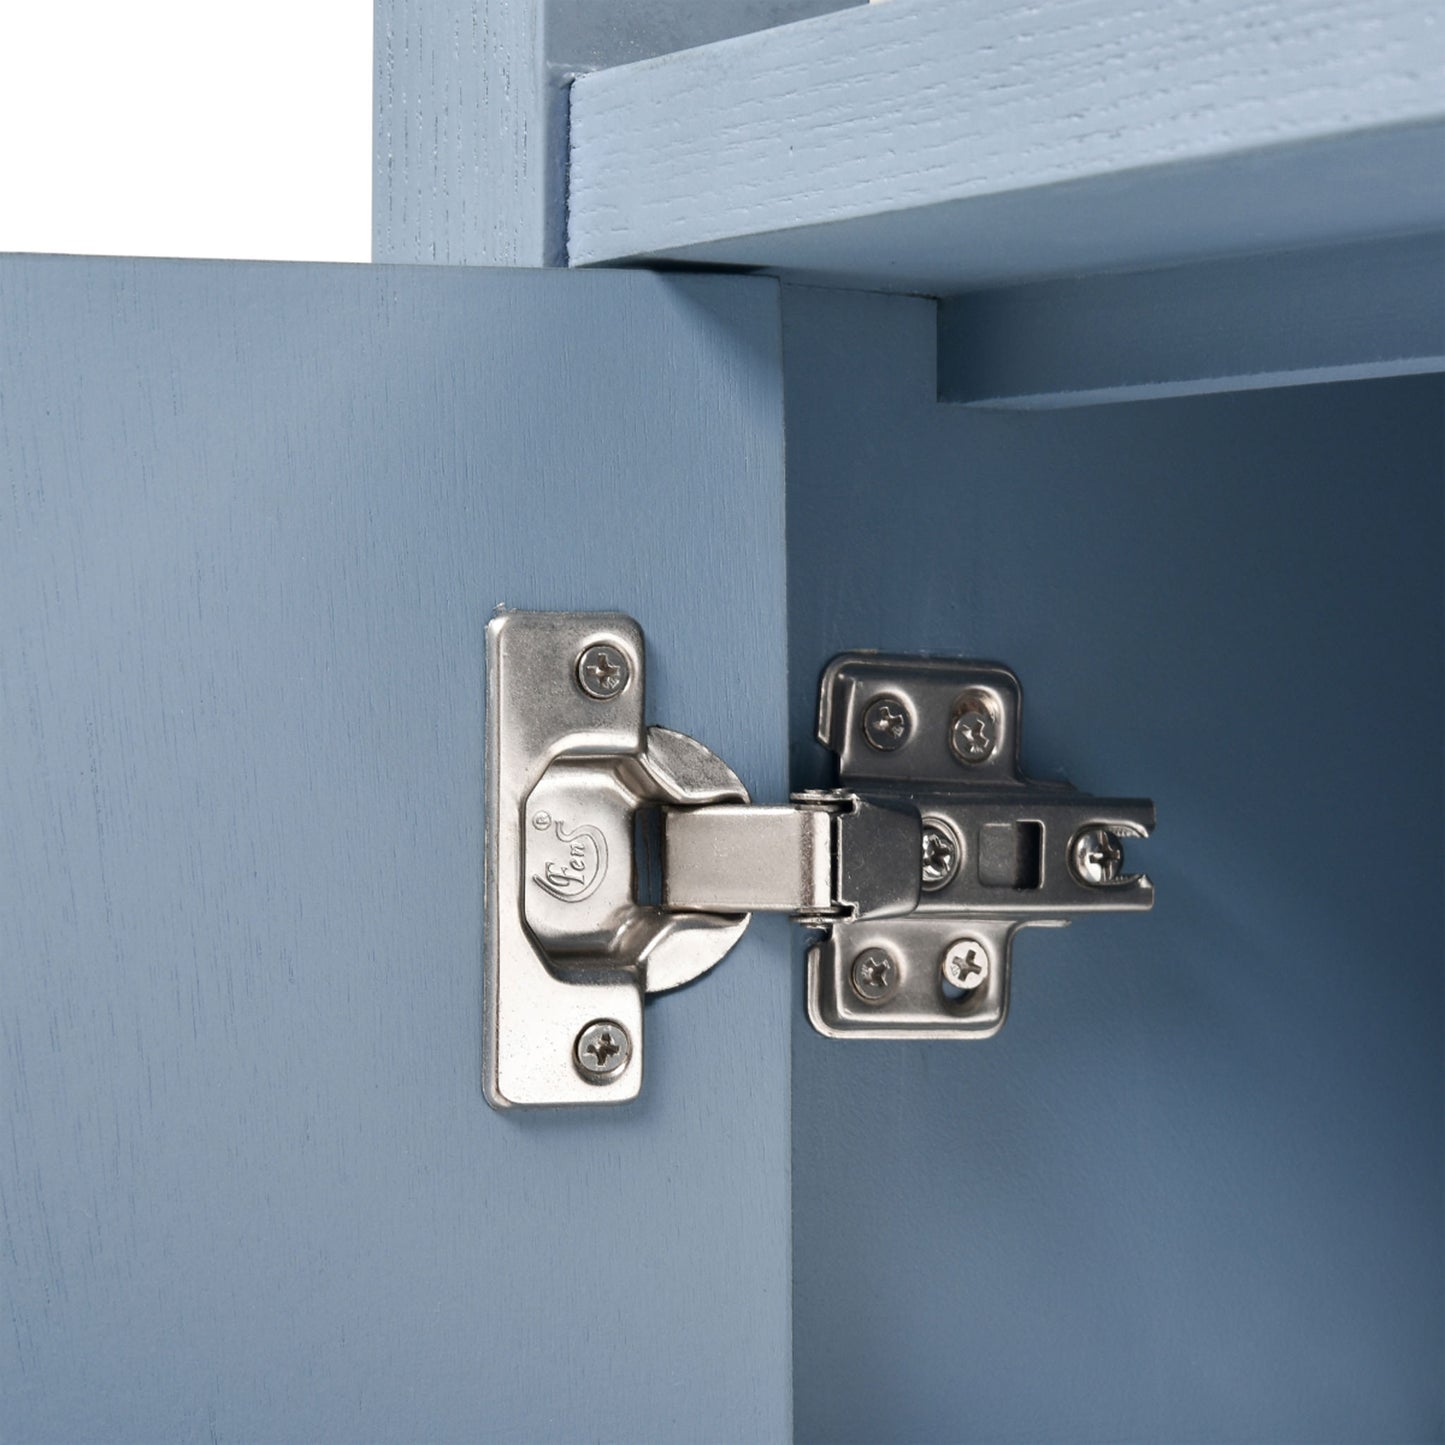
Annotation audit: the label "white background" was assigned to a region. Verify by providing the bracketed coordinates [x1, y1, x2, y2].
[0, 0, 370, 261]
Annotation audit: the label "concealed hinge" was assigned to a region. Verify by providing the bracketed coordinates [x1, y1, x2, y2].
[485, 611, 1154, 1108]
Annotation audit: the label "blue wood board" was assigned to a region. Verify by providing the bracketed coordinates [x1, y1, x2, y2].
[783, 286, 1443, 1441]
[374, 0, 857, 267]
[0, 256, 792, 1442]
[938, 232, 1445, 408]
[374, 0, 553, 265]
[568, 0, 1445, 292]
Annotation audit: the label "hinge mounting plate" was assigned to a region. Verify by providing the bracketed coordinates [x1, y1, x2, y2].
[804, 653, 1153, 1038]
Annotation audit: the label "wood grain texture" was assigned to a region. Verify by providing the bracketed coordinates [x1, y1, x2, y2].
[569, 0, 1445, 290]
[0, 256, 791, 1442]
[546, 0, 862, 70]
[783, 285, 1443, 1441]
[372, 0, 860, 266]
[939, 231, 1445, 407]
[374, 0, 555, 266]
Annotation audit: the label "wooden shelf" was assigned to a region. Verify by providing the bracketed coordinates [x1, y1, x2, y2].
[568, 0, 1445, 293]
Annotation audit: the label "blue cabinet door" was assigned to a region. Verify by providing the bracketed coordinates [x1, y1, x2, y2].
[1, 257, 792, 1442]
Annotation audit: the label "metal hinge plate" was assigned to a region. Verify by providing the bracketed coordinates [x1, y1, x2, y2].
[485, 611, 1154, 1107]
[803, 653, 1153, 1038]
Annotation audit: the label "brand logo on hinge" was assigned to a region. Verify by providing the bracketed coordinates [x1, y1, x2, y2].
[530, 811, 608, 902]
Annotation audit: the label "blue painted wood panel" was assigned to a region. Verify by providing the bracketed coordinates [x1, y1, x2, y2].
[0, 257, 791, 1442]
[784, 287, 1443, 1441]
[938, 232, 1445, 408]
[568, 0, 1445, 291]
[373, 0, 858, 267]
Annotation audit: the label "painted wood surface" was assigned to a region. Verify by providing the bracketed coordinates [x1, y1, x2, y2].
[374, 0, 550, 265]
[939, 232, 1445, 408]
[783, 286, 1443, 1441]
[0, 256, 792, 1442]
[568, 0, 1445, 291]
[546, 0, 860, 69]
[373, 0, 857, 267]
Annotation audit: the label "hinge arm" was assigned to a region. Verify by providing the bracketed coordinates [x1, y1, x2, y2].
[661, 794, 923, 922]
[660, 789, 1154, 924]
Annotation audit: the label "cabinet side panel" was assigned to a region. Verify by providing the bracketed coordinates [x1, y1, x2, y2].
[374, 0, 552, 266]
[785, 286, 1443, 1442]
[0, 258, 790, 1443]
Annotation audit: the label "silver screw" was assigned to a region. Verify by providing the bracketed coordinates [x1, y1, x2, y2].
[863, 695, 912, 751]
[942, 939, 990, 993]
[574, 1019, 632, 1080]
[920, 819, 960, 890]
[849, 947, 898, 1003]
[576, 644, 630, 701]
[1071, 828, 1125, 885]
[949, 696, 997, 765]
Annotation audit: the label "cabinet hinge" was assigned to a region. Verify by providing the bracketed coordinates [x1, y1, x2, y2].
[485, 611, 1154, 1108]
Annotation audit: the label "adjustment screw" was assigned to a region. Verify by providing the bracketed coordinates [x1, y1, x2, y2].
[1071, 828, 1125, 885]
[949, 695, 997, 765]
[850, 947, 898, 1003]
[574, 1020, 632, 1080]
[576, 644, 630, 701]
[862, 695, 912, 751]
[920, 819, 960, 891]
[942, 939, 990, 993]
